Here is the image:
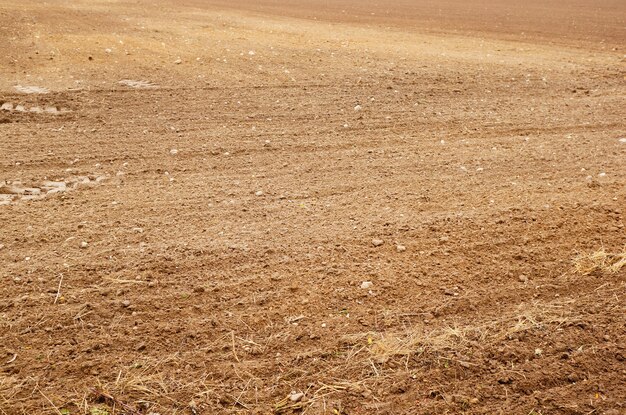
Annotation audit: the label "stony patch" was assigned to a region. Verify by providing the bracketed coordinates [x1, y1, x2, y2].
[118, 79, 159, 89]
[0, 175, 106, 205]
[14, 85, 50, 94]
[0, 102, 69, 115]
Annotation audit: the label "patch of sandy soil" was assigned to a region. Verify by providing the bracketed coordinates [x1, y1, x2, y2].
[1, 0, 625, 414]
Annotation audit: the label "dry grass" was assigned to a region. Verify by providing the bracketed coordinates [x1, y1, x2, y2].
[344, 300, 580, 364]
[573, 248, 626, 276]
[86, 353, 218, 414]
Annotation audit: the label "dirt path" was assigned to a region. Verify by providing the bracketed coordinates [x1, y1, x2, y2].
[1, 0, 625, 414]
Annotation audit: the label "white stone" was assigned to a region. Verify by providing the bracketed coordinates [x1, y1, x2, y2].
[289, 392, 304, 402]
[372, 239, 384, 247]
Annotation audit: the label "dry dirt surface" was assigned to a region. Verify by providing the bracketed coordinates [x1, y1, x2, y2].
[1, 0, 625, 414]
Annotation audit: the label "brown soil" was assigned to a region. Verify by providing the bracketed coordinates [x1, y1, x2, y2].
[1, 0, 625, 414]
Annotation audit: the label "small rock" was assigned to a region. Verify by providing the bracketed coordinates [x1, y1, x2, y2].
[354, 104, 362, 112]
[169, 149, 178, 155]
[255, 190, 264, 196]
[174, 59, 182, 64]
[42, 181, 67, 189]
[80, 241, 89, 249]
[289, 392, 304, 402]
[372, 239, 384, 247]
[396, 245, 406, 252]
[567, 372, 581, 383]
[360, 281, 373, 289]
[136, 342, 147, 351]
[121, 300, 131, 308]
[619, 138, 626, 143]
[497, 376, 513, 385]
[193, 286, 205, 293]
[598, 172, 607, 177]
[518, 275, 528, 283]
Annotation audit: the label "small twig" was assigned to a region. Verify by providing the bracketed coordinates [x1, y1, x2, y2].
[368, 359, 380, 377]
[231, 331, 240, 362]
[38, 388, 63, 415]
[90, 387, 140, 415]
[104, 278, 147, 284]
[53, 274, 64, 304]
[233, 379, 252, 409]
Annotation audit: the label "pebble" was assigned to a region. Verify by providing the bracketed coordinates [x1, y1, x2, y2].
[289, 392, 304, 402]
[360, 281, 373, 289]
[518, 275, 528, 283]
[619, 138, 626, 143]
[80, 241, 89, 249]
[354, 104, 362, 112]
[396, 245, 406, 252]
[372, 239, 384, 247]
[169, 149, 178, 155]
[121, 300, 131, 308]
[174, 59, 182, 64]
[255, 190, 264, 196]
